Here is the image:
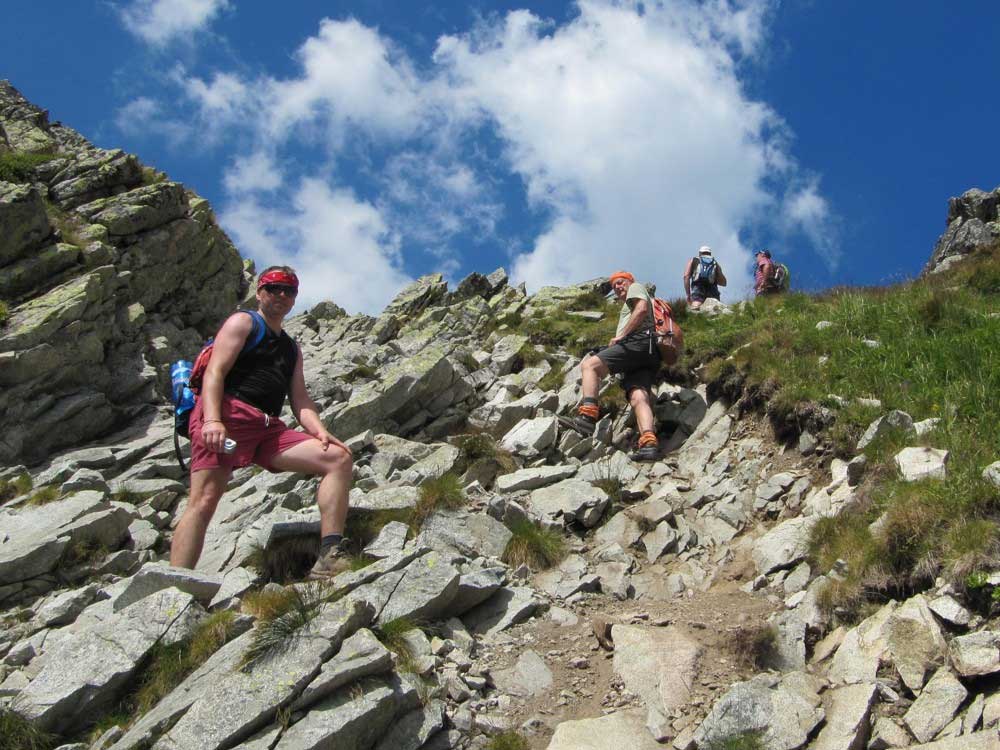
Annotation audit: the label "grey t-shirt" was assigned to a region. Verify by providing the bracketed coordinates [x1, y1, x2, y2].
[615, 282, 655, 338]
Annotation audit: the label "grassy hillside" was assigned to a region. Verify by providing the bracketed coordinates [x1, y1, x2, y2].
[677, 245, 1000, 618]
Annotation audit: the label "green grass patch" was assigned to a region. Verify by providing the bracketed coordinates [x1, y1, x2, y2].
[111, 483, 143, 505]
[683, 249, 1000, 617]
[411, 473, 466, 530]
[485, 731, 531, 750]
[26, 486, 61, 506]
[241, 582, 340, 669]
[0, 707, 56, 750]
[705, 731, 766, 750]
[0, 473, 32, 504]
[502, 517, 566, 570]
[344, 363, 378, 382]
[513, 299, 619, 357]
[373, 617, 420, 672]
[0, 151, 57, 182]
[537, 364, 567, 392]
[62, 539, 109, 568]
[454, 433, 517, 478]
[0, 300, 9, 327]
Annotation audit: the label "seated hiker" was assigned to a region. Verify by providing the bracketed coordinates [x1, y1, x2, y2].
[170, 266, 354, 579]
[683, 245, 727, 309]
[573, 271, 664, 462]
[754, 249, 778, 296]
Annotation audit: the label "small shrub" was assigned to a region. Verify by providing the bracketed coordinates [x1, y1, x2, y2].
[0, 707, 56, 750]
[455, 433, 517, 478]
[0, 473, 33, 504]
[517, 343, 548, 367]
[242, 586, 302, 622]
[0, 151, 57, 182]
[140, 166, 167, 185]
[411, 473, 465, 530]
[26, 486, 61, 506]
[727, 624, 779, 670]
[485, 731, 530, 750]
[502, 518, 566, 570]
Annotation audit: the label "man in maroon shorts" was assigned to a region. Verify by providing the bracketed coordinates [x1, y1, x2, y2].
[170, 265, 354, 579]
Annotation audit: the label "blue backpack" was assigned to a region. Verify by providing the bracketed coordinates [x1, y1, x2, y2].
[692, 256, 717, 285]
[170, 310, 267, 470]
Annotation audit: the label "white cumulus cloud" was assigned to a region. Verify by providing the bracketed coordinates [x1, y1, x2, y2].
[118, 0, 230, 46]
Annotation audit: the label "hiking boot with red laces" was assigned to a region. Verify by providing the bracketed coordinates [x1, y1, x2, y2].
[632, 444, 660, 462]
[308, 539, 352, 580]
[568, 414, 598, 437]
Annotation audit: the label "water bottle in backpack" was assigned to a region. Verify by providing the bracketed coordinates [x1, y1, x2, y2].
[170, 359, 196, 437]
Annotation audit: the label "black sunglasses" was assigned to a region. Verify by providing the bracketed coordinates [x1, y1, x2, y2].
[262, 284, 298, 297]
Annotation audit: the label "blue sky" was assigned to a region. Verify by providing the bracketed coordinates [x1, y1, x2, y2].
[4, 1, 998, 313]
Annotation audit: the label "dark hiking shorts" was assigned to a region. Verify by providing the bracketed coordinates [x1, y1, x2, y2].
[595, 337, 661, 394]
[690, 282, 720, 303]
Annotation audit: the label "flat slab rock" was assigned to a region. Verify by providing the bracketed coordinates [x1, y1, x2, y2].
[545, 709, 666, 750]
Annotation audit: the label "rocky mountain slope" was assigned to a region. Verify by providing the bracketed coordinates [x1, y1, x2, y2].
[2, 82, 1000, 750]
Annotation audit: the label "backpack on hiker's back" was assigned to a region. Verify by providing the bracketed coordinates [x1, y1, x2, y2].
[771, 262, 791, 291]
[690, 255, 718, 285]
[169, 309, 267, 469]
[650, 296, 684, 366]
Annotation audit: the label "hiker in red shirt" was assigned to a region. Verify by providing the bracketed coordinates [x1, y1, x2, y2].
[754, 249, 776, 296]
[171, 266, 354, 579]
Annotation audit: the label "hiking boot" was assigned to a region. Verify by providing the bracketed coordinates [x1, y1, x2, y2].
[567, 414, 598, 437]
[308, 540, 352, 580]
[631, 444, 660, 462]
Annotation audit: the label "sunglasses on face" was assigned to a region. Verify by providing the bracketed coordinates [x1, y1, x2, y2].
[262, 284, 298, 297]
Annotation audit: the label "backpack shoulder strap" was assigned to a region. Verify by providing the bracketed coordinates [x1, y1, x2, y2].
[241, 310, 268, 352]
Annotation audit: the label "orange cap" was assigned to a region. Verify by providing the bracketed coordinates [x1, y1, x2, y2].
[609, 271, 635, 285]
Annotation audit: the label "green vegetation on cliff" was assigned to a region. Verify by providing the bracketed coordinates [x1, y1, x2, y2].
[678, 246, 1000, 617]
[0, 151, 57, 182]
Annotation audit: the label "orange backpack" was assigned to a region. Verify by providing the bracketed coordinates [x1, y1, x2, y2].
[651, 298, 683, 366]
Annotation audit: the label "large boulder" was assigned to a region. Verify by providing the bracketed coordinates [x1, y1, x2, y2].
[0, 181, 51, 266]
[924, 186, 1000, 275]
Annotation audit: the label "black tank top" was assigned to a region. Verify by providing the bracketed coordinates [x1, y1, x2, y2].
[224, 319, 298, 416]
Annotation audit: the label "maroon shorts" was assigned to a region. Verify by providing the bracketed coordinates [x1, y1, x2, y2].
[189, 395, 314, 474]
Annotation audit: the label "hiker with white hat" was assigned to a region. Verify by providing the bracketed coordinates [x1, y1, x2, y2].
[683, 245, 727, 309]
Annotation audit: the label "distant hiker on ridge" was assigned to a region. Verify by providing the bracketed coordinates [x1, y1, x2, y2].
[683, 245, 727, 309]
[754, 249, 790, 296]
[572, 271, 678, 462]
[170, 266, 355, 579]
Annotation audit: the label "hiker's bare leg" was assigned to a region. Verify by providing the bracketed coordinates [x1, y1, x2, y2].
[171, 468, 230, 568]
[629, 387, 656, 435]
[580, 354, 611, 401]
[270, 439, 352, 537]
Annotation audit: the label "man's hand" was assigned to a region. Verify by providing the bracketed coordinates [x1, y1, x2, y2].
[609, 336, 621, 347]
[313, 426, 350, 454]
[202, 420, 228, 454]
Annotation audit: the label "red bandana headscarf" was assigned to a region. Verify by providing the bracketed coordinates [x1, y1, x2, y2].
[257, 270, 299, 290]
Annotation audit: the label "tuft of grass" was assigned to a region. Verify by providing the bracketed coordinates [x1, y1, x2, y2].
[485, 732, 531, 750]
[411, 473, 466, 531]
[0, 473, 33, 504]
[537, 365, 567, 393]
[242, 586, 302, 622]
[374, 617, 420, 673]
[591, 458, 624, 504]
[62, 539, 110, 568]
[241, 585, 320, 670]
[705, 732, 766, 750]
[502, 518, 566, 570]
[517, 342, 549, 368]
[26, 486, 61, 506]
[454, 432, 517, 485]
[111, 483, 142, 505]
[727, 624, 779, 671]
[134, 610, 238, 714]
[0, 151, 57, 182]
[513, 299, 620, 357]
[0, 300, 9, 327]
[0, 708, 56, 750]
[244, 535, 320, 584]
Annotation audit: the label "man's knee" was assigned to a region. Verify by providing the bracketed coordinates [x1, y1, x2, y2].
[628, 386, 652, 408]
[187, 486, 224, 522]
[320, 444, 353, 476]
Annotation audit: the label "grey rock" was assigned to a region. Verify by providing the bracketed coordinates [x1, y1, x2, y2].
[396, 444, 461, 485]
[575, 451, 641, 484]
[34, 584, 100, 627]
[924, 186, 1000, 275]
[495, 464, 578, 493]
[950, 630, 1000, 677]
[885, 594, 947, 691]
[529, 479, 609, 528]
[415, 511, 512, 561]
[490, 334, 530, 375]
[500, 416, 558, 458]
[127, 519, 160, 551]
[372, 700, 446, 750]
[364, 521, 410, 559]
[856, 410, 915, 451]
[868, 717, 912, 750]
[376, 551, 461, 625]
[594, 511, 644, 550]
[291, 628, 392, 711]
[905, 732, 1000, 750]
[613, 624, 700, 735]
[546, 709, 666, 750]
[751, 515, 820, 575]
[113, 563, 223, 611]
[904, 668, 967, 744]
[275, 673, 420, 750]
[450, 567, 505, 614]
[928, 595, 970, 626]
[493, 649, 553, 697]
[0, 181, 51, 265]
[463, 586, 542, 636]
[12, 589, 196, 732]
[693, 672, 825, 750]
[154, 598, 373, 750]
[983, 461, 1000, 489]
[828, 602, 897, 685]
[535, 554, 600, 599]
[812, 681, 877, 750]
[895, 446, 949, 481]
[643, 521, 678, 563]
[769, 609, 807, 671]
[60, 468, 109, 494]
[350, 485, 421, 512]
[208, 567, 257, 610]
